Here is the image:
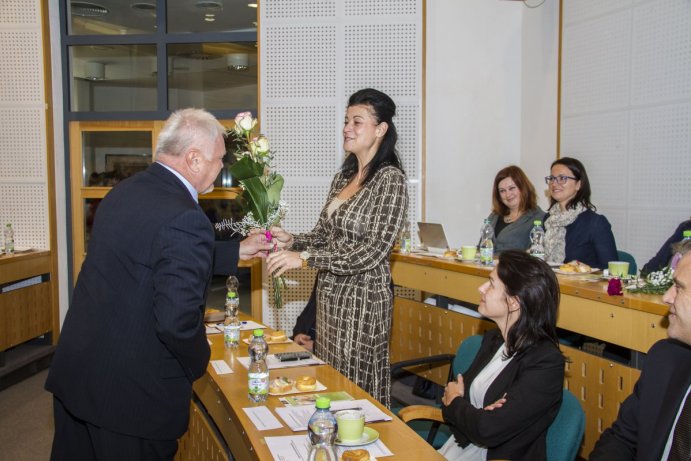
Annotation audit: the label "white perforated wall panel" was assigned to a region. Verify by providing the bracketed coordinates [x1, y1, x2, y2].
[0, 0, 50, 250]
[261, 1, 423, 329]
[561, 0, 691, 268]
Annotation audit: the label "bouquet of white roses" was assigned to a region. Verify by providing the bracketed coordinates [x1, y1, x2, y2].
[626, 266, 674, 295]
[218, 111, 288, 308]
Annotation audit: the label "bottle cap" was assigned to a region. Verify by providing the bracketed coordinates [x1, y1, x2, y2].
[315, 396, 331, 409]
[683, 230, 691, 238]
[253, 329, 264, 337]
[534, 220, 542, 225]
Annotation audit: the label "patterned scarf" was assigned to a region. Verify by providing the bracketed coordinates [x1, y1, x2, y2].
[544, 202, 586, 264]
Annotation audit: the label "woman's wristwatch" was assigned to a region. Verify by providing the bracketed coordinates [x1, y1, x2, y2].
[300, 251, 311, 268]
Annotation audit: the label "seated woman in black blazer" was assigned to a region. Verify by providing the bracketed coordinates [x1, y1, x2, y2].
[438, 251, 564, 461]
[543, 157, 618, 269]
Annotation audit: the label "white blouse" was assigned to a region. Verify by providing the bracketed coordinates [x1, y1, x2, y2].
[438, 343, 514, 461]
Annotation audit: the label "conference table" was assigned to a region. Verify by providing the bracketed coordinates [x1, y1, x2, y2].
[179, 317, 444, 461]
[388, 252, 668, 458]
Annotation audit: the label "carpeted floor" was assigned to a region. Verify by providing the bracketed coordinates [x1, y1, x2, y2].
[0, 369, 53, 461]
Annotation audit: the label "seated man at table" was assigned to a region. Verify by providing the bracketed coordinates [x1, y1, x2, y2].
[641, 217, 691, 273]
[590, 240, 691, 460]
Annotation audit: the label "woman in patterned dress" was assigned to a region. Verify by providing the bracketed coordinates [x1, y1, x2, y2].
[267, 88, 408, 407]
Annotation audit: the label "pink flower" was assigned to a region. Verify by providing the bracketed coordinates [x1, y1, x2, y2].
[265, 230, 273, 242]
[607, 278, 623, 296]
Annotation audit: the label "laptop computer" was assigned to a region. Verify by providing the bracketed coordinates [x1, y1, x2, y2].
[415, 222, 450, 255]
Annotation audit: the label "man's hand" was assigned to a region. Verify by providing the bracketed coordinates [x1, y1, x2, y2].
[239, 233, 272, 260]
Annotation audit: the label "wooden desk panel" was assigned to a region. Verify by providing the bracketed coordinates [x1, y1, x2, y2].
[188, 326, 444, 461]
[391, 254, 668, 353]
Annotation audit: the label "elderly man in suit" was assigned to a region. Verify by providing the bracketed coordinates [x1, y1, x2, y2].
[590, 241, 691, 460]
[46, 108, 271, 461]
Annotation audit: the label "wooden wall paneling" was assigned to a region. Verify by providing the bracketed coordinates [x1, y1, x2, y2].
[175, 400, 230, 461]
[562, 345, 640, 458]
[0, 282, 52, 350]
[391, 297, 494, 386]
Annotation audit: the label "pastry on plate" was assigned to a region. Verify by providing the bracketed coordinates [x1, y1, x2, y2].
[341, 449, 370, 461]
[295, 375, 317, 391]
[269, 377, 294, 394]
[443, 249, 456, 258]
[559, 260, 592, 273]
[267, 330, 287, 342]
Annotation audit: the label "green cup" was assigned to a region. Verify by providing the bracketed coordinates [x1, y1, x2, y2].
[608, 261, 630, 278]
[460, 245, 477, 261]
[335, 409, 365, 442]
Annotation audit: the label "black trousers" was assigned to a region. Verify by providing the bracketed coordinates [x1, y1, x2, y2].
[50, 396, 178, 461]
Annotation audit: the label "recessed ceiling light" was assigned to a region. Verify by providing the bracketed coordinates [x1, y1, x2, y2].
[248, 3, 258, 8]
[130, 2, 155, 12]
[205, 17, 216, 22]
[70, 1, 109, 17]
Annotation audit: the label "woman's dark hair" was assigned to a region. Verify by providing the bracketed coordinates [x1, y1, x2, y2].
[549, 157, 595, 211]
[491, 165, 538, 216]
[497, 250, 560, 357]
[341, 88, 405, 184]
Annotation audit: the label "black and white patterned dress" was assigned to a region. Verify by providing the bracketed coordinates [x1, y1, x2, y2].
[292, 165, 408, 407]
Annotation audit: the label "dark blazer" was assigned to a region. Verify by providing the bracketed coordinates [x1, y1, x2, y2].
[46, 163, 239, 440]
[441, 329, 565, 461]
[545, 208, 618, 269]
[590, 339, 691, 461]
[642, 219, 691, 273]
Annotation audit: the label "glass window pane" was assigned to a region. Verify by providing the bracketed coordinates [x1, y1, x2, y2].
[70, 45, 157, 112]
[82, 131, 152, 186]
[167, 43, 258, 112]
[167, 1, 257, 34]
[68, 2, 157, 35]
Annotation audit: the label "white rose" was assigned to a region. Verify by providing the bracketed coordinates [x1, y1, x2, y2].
[234, 112, 256, 133]
[254, 135, 270, 154]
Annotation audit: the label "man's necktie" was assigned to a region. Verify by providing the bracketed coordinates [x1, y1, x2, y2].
[668, 393, 691, 461]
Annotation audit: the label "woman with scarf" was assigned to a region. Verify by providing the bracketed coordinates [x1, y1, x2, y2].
[543, 157, 617, 269]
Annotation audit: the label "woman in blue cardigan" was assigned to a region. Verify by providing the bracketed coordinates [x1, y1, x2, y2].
[543, 157, 617, 269]
[486, 165, 545, 253]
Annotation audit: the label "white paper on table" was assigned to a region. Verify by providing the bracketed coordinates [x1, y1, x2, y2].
[275, 399, 392, 432]
[242, 406, 283, 431]
[210, 360, 233, 375]
[205, 324, 223, 335]
[265, 435, 385, 460]
[240, 320, 266, 331]
[236, 355, 326, 370]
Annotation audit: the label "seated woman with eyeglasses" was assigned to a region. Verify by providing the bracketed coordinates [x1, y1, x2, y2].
[486, 165, 545, 253]
[543, 157, 617, 269]
[438, 251, 564, 461]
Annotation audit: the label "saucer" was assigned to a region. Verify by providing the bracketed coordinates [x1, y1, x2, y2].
[335, 427, 379, 446]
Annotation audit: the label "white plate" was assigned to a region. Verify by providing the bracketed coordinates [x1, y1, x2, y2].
[268, 380, 327, 395]
[553, 268, 599, 275]
[335, 427, 379, 446]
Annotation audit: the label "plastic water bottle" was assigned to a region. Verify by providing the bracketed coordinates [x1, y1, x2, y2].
[479, 219, 494, 266]
[307, 397, 338, 461]
[224, 276, 240, 349]
[529, 220, 546, 260]
[399, 221, 412, 254]
[247, 329, 269, 403]
[670, 230, 691, 270]
[4, 224, 14, 255]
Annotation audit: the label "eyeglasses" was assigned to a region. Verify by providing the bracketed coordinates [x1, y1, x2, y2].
[544, 175, 577, 185]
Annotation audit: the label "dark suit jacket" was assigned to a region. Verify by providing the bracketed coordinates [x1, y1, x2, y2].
[590, 339, 691, 461]
[46, 163, 239, 440]
[642, 219, 691, 273]
[545, 208, 618, 269]
[441, 329, 565, 461]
